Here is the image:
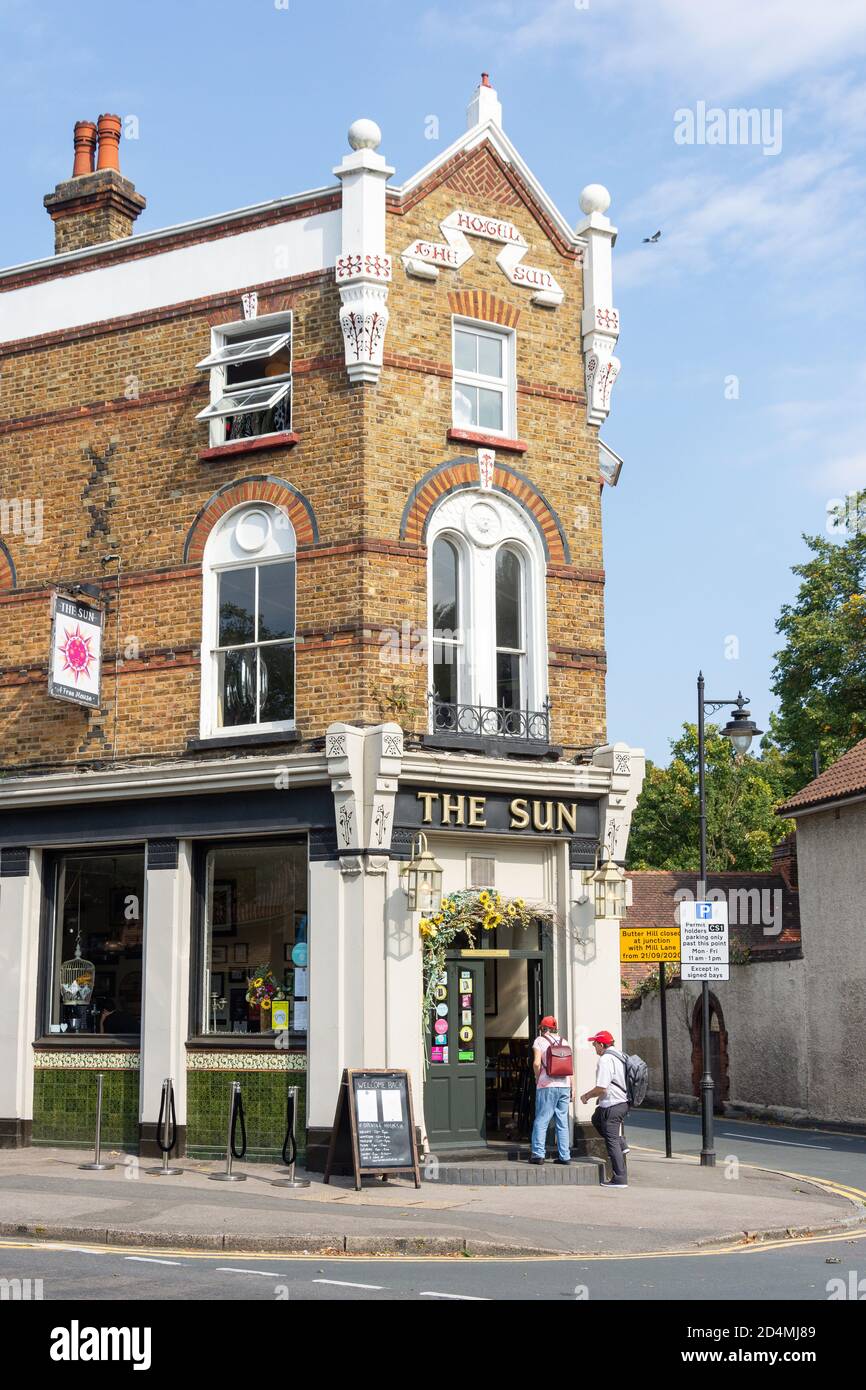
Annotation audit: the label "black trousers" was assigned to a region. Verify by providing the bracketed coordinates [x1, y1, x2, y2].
[591, 1102, 629, 1183]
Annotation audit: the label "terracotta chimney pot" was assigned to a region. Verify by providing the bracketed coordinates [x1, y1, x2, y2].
[481, 72, 491, 87]
[72, 120, 97, 177]
[96, 113, 123, 172]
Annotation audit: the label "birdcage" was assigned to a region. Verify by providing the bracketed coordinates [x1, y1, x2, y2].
[59, 942, 95, 1004]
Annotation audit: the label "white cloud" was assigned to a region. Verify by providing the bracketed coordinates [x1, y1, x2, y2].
[448, 0, 866, 99]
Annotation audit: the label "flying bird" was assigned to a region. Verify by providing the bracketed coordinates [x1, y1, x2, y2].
[643, 230, 662, 243]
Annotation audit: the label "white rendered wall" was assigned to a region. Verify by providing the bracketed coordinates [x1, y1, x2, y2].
[0, 852, 43, 1129]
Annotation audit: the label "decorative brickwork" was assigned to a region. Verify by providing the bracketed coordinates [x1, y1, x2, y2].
[183, 475, 319, 562]
[400, 457, 571, 564]
[447, 290, 520, 327]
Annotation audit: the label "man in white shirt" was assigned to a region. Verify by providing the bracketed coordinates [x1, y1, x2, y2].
[580, 1029, 629, 1187]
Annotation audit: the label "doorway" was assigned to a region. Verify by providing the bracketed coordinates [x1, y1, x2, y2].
[424, 933, 550, 1150]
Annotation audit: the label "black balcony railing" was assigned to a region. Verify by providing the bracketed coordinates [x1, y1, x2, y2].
[430, 694, 551, 743]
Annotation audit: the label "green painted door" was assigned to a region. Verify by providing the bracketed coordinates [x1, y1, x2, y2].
[424, 959, 485, 1149]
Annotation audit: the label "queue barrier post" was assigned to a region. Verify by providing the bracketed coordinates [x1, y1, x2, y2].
[146, 1076, 184, 1176]
[272, 1084, 310, 1188]
[209, 1078, 247, 1182]
[79, 1072, 116, 1171]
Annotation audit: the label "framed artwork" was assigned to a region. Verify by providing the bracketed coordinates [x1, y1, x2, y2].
[232, 943, 248, 964]
[210, 972, 225, 997]
[212, 945, 227, 964]
[484, 958, 498, 1017]
[229, 969, 246, 983]
[283, 943, 294, 962]
[211, 880, 236, 937]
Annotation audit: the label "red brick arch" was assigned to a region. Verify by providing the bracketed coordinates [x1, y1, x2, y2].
[183, 474, 318, 563]
[399, 457, 570, 564]
[0, 540, 16, 591]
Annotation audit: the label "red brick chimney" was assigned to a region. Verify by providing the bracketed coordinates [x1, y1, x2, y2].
[44, 115, 146, 255]
[772, 832, 798, 890]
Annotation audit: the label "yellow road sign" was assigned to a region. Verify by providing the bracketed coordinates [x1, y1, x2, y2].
[620, 927, 681, 963]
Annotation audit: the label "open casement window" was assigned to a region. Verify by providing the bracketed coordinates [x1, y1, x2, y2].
[200, 504, 296, 737]
[196, 315, 292, 444]
[428, 493, 547, 740]
[452, 320, 514, 437]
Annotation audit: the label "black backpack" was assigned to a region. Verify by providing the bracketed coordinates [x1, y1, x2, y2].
[613, 1048, 649, 1107]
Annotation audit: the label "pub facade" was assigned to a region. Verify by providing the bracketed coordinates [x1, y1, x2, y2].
[0, 80, 644, 1160]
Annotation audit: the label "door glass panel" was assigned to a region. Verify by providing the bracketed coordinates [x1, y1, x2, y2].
[218, 568, 255, 645]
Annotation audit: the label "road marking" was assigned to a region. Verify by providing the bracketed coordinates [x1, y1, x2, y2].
[216, 1267, 280, 1277]
[125, 1256, 183, 1267]
[313, 1279, 384, 1290]
[420, 1290, 489, 1300]
[717, 1133, 833, 1150]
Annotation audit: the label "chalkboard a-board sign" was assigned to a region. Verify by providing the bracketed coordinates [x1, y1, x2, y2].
[323, 1069, 421, 1190]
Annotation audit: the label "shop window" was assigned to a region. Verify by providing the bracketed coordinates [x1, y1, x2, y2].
[428, 493, 547, 737]
[196, 313, 292, 445]
[200, 503, 296, 737]
[45, 848, 145, 1037]
[452, 320, 514, 437]
[198, 839, 308, 1040]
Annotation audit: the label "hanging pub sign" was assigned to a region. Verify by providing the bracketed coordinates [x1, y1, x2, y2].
[48, 593, 104, 708]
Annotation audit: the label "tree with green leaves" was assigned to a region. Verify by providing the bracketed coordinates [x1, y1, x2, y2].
[625, 725, 793, 872]
[768, 491, 866, 790]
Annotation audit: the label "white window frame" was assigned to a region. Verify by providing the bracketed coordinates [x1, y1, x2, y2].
[197, 310, 293, 447]
[451, 317, 515, 439]
[430, 532, 469, 709]
[426, 491, 547, 730]
[199, 503, 297, 739]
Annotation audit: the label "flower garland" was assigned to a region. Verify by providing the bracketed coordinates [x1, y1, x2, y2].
[419, 889, 554, 1020]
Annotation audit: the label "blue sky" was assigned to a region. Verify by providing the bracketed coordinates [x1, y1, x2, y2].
[2, 0, 864, 764]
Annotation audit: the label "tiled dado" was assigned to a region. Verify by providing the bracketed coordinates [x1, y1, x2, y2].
[186, 1064, 307, 1158]
[33, 1067, 139, 1147]
[186, 1050, 307, 1071]
[33, 1050, 140, 1070]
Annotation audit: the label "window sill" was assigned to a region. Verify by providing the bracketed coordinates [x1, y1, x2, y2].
[199, 431, 299, 463]
[186, 731, 301, 753]
[34, 1037, 140, 1049]
[447, 427, 528, 453]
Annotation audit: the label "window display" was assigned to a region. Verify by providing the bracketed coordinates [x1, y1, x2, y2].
[200, 839, 307, 1037]
[47, 849, 145, 1036]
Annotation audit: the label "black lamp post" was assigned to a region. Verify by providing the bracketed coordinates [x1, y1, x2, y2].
[696, 676, 762, 1166]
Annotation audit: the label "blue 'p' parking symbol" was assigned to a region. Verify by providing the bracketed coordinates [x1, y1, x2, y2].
[697, 902, 712, 918]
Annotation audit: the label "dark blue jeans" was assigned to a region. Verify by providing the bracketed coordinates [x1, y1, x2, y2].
[592, 1102, 629, 1182]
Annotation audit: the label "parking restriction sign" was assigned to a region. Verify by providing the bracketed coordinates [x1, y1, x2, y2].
[678, 900, 730, 981]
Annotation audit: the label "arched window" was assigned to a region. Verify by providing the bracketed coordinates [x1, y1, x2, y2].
[200, 504, 296, 737]
[431, 536, 464, 708]
[427, 492, 547, 739]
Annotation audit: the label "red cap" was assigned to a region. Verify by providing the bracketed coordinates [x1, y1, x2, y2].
[588, 1030, 614, 1046]
[539, 1015, 558, 1030]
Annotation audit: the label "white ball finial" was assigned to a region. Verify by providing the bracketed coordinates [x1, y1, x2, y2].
[579, 183, 611, 216]
[348, 118, 382, 151]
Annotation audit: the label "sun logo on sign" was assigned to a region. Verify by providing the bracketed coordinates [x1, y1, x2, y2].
[58, 624, 95, 684]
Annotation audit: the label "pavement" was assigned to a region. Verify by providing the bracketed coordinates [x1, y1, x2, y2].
[0, 1144, 862, 1257]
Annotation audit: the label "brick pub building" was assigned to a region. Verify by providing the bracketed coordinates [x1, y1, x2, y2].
[0, 80, 644, 1161]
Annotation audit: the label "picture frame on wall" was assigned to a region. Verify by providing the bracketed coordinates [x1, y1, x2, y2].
[211, 880, 236, 937]
[210, 972, 225, 997]
[229, 969, 245, 983]
[212, 945, 227, 964]
[232, 943, 248, 964]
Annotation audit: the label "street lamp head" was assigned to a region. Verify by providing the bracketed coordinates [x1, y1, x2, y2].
[721, 693, 763, 756]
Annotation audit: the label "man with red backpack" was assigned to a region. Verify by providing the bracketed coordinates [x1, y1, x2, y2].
[529, 1015, 574, 1166]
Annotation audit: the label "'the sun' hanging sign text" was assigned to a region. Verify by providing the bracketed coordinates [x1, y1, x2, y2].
[48, 593, 104, 708]
[401, 209, 564, 307]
